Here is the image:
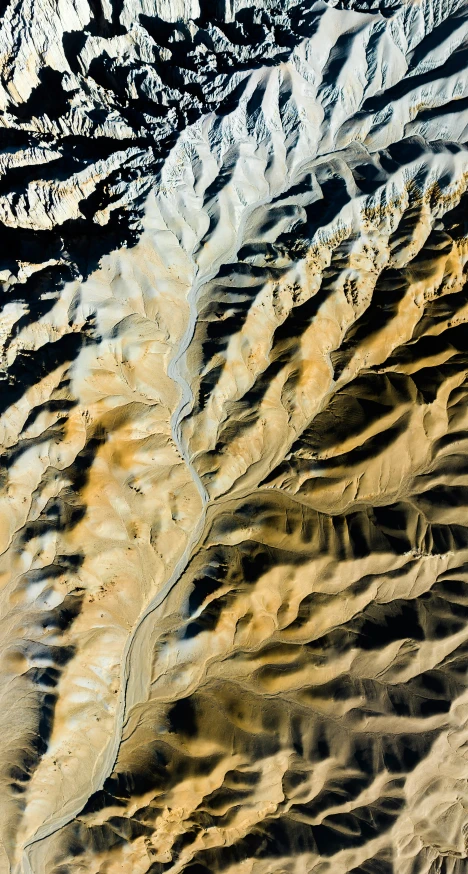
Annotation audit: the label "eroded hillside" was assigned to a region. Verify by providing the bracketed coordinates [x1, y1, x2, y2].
[0, 0, 467, 872]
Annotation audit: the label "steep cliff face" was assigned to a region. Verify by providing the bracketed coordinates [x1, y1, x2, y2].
[0, 0, 467, 872]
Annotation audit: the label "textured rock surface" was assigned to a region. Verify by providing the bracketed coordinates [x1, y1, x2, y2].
[0, 0, 467, 871]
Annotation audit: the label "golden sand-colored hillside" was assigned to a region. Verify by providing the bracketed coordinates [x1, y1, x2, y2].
[0, 1, 467, 872]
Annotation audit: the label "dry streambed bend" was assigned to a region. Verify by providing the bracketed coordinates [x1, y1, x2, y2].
[0, 0, 466, 871]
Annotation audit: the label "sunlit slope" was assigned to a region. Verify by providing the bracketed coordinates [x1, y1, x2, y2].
[0, 0, 466, 872]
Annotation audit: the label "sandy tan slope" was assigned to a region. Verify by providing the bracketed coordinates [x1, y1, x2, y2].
[0, 0, 466, 872]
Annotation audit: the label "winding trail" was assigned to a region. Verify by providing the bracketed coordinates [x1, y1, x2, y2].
[19, 133, 294, 874]
[20, 262, 210, 874]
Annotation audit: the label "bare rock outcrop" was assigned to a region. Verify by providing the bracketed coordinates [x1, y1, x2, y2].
[0, 1, 466, 873]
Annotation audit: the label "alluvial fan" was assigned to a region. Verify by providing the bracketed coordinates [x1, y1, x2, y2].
[0, 0, 467, 871]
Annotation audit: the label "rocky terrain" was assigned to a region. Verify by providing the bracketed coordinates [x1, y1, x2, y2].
[0, 0, 467, 871]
